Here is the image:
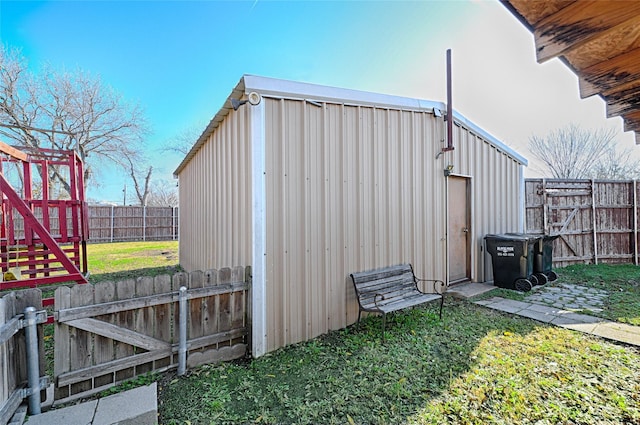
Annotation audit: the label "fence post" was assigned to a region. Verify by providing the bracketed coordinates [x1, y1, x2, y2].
[143, 206, 147, 242]
[24, 307, 41, 415]
[634, 180, 638, 265]
[110, 205, 115, 243]
[172, 207, 177, 241]
[591, 179, 598, 264]
[178, 286, 187, 376]
[542, 179, 548, 234]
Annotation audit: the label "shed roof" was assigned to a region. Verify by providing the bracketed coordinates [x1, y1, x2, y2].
[173, 75, 527, 176]
[501, 0, 640, 144]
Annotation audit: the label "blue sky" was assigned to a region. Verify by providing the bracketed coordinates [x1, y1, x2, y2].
[0, 0, 634, 203]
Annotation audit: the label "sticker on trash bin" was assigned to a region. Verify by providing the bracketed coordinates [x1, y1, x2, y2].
[497, 246, 515, 257]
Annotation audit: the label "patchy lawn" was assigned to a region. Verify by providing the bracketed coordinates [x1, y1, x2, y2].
[558, 264, 640, 325]
[86, 240, 181, 282]
[157, 299, 640, 424]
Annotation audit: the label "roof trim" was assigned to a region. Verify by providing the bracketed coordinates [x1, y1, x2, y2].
[174, 75, 527, 176]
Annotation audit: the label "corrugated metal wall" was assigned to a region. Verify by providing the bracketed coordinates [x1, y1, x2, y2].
[449, 122, 525, 282]
[178, 106, 253, 272]
[262, 97, 523, 352]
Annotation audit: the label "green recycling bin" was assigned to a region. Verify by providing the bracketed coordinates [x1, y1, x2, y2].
[507, 233, 559, 283]
[484, 234, 538, 292]
[535, 235, 559, 282]
[506, 233, 548, 285]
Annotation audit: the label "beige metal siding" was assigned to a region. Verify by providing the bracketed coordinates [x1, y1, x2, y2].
[177, 77, 525, 354]
[177, 106, 252, 272]
[263, 98, 523, 351]
[447, 123, 524, 282]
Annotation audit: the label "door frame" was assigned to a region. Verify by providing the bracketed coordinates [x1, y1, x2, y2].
[446, 174, 474, 285]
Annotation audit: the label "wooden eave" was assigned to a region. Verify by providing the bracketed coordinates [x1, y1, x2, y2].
[502, 0, 640, 144]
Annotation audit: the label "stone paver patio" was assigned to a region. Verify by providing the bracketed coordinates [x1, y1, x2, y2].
[455, 281, 640, 347]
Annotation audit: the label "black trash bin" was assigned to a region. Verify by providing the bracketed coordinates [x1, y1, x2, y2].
[484, 234, 538, 292]
[535, 235, 560, 282]
[506, 233, 549, 285]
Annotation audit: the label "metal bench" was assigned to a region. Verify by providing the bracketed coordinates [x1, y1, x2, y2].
[350, 264, 446, 341]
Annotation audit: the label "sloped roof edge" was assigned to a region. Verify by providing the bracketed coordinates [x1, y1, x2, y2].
[174, 75, 527, 176]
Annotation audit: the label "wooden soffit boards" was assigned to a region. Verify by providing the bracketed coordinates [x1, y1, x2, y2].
[501, 0, 640, 144]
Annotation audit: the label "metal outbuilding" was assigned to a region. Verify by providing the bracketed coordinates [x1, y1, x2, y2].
[174, 75, 528, 357]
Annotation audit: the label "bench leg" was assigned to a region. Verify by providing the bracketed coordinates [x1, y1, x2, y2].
[439, 296, 444, 319]
[357, 309, 362, 330]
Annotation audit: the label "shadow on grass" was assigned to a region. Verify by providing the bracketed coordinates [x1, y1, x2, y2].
[157, 299, 551, 424]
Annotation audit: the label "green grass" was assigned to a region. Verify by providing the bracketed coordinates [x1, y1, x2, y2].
[558, 264, 640, 325]
[157, 300, 640, 424]
[86, 240, 181, 282]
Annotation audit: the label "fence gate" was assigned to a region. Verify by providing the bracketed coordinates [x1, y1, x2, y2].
[53, 268, 250, 404]
[525, 179, 638, 267]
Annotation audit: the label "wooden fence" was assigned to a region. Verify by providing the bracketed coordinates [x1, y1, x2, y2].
[87, 206, 179, 242]
[53, 267, 249, 403]
[0, 289, 45, 425]
[525, 179, 640, 267]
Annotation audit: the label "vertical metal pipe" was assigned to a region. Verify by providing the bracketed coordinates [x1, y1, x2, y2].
[178, 286, 187, 376]
[24, 307, 41, 415]
[446, 48, 453, 151]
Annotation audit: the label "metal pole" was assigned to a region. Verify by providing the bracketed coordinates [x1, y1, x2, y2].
[178, 286, 187, 376]
[24, 307, 41, 415]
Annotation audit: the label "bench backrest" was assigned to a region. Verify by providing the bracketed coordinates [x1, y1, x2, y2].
[351, 264, 418, 306]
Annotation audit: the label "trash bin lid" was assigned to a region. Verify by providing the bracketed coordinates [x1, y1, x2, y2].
[505, 232, 543, 242]
[485, 233, 534, 242]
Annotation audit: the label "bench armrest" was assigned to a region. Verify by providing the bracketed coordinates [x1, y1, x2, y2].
[373, 293, 386, 308]
[415, 278, 447, 295]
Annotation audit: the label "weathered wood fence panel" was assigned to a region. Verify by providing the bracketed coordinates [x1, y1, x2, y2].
[87, 206, 179, 243]
[525, 179, 639, 267]
[53, 267, 249, 404]
[0, 289, 44, 425]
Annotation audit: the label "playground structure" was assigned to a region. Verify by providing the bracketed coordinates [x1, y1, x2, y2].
[0, 141, 88, 311]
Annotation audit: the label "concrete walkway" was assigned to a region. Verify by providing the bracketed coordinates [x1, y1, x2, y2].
[14, 383, 157, 425]
[475, 296, 640, 346]
[454, 281, 640, 347]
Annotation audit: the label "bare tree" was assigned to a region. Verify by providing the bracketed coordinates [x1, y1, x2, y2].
[123, 155, 153, 206]
[146, 179, 178, 207]
[590, 147, 640, 180]
[0, 45, 148, 195]
[528, 124, 640, 179]
[162, 125, 205, 156]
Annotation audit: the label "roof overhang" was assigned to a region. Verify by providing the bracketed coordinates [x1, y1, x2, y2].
[501, 0, 640, 144]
